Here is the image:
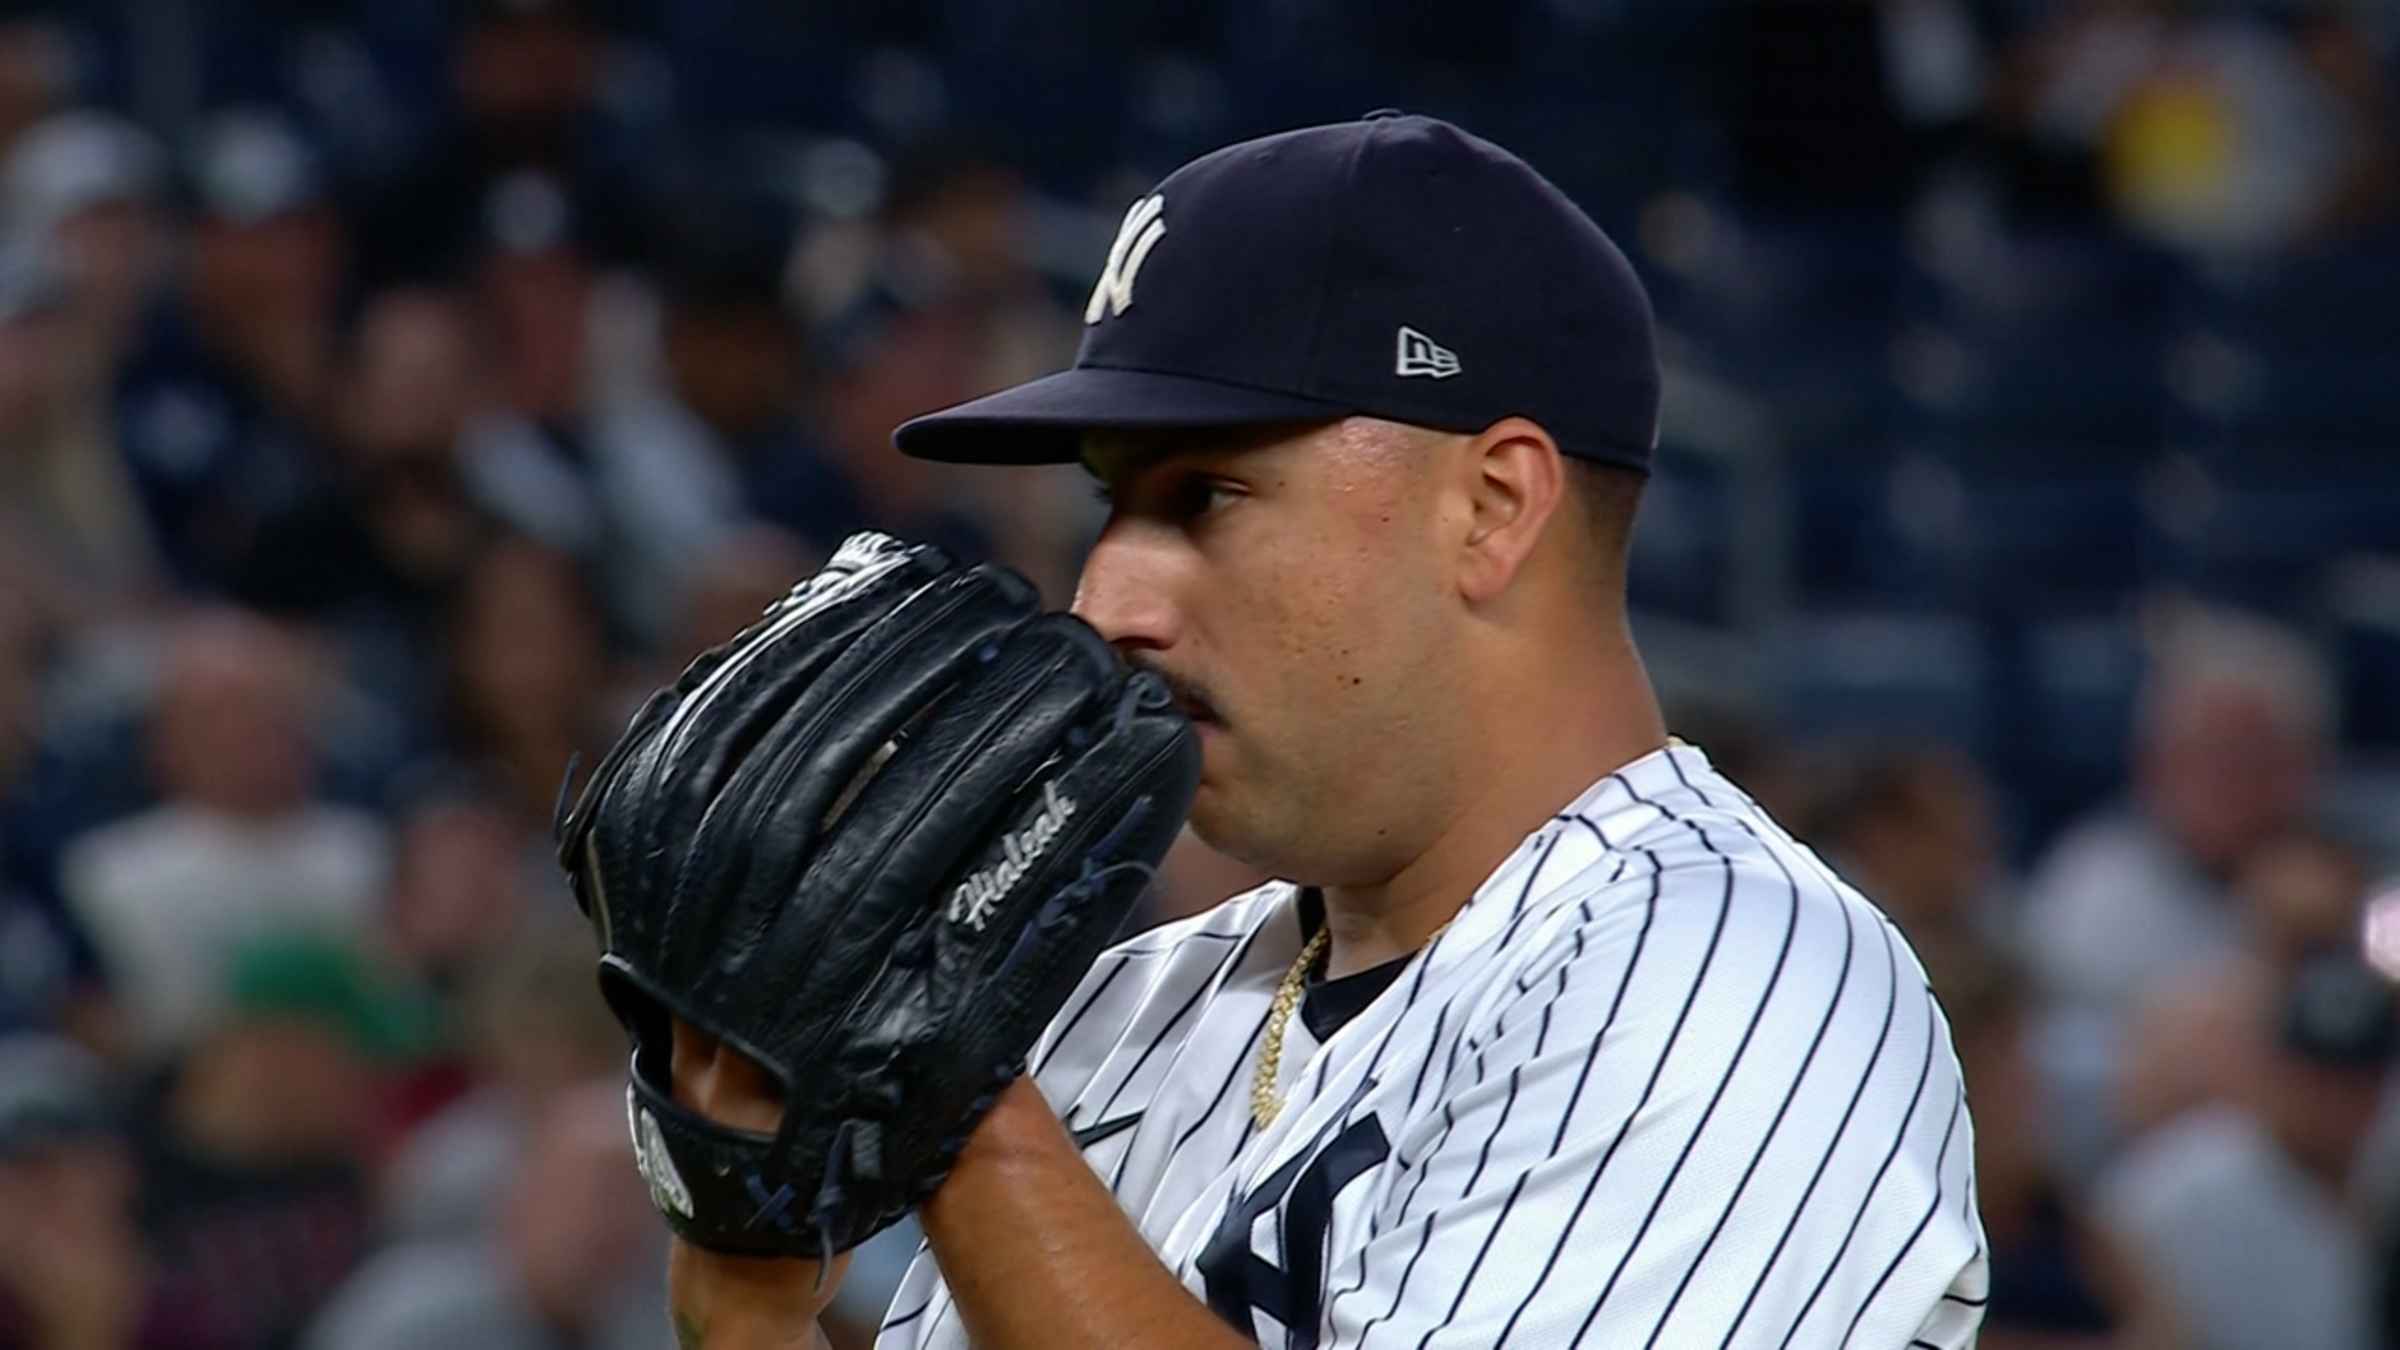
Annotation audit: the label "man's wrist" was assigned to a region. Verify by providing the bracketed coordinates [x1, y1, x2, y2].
[668, 1239, 848, 1350]
[921, 1077, 1062, 1229]
[671, 1307, 831, 1350]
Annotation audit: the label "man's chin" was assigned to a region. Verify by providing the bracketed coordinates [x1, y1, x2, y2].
[1183, 786, 1289, 881]
[1184, 785, 1243, 861]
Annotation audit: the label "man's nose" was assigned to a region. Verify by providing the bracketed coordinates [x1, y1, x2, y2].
[1070, 521, 1181, 655]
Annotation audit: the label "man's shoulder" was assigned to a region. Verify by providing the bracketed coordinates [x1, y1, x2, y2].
[1433, 745, 1889, 994]
[1587, 763, 1876, 933]
[1102, 881, 1290, 964]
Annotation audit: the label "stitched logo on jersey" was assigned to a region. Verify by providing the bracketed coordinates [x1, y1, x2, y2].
[1085, 194, 1167, 325]
[627, 1092, 694, 1219]
[950, 781, 1077, 931]
[1197, 1113, 1391, 1349]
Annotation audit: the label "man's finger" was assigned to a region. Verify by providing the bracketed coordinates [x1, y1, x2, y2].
[671, 1016, 785, 1131]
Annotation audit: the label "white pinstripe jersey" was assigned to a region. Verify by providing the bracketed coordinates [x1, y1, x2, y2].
[877, 741, 1988, 1348]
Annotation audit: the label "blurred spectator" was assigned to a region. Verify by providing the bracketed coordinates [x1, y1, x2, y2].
[877, 134, 1079, 394]
[440, 536, 613, 828]
[0, 233, 122, 625]
[1981, 0, 2397, 251]
[0, 116, 169, 617]
[362, 770, 571, 1147]
[845, 137, 1091, 594]
[617, 520, 827, 733]
[2019, 606, 2336, 1177]
[0, 1034, 203, 1350]
[1923, 941, 2180, 1350]
[1808, 738, 2009, 951]
[374, 930, 625, 1247]
[788, 134, 1112, 592]
[306, 1078, 664, 1350]
[2116, 828, 2370, 1138]
[3, 109, 171, 388]
[660, 523, 821, 672]
[58, 610, 388, 1061]
[452, 171, 608, 556]
[128, 933, 429, 1350]
[583, 205, 857, 644]
[1711, 0, 1998, 216]
[0, 17, 75, 151]
[235, 286, 500, 747]
[111, 110, 345, 591]
[813, 292, 1004, 549]
[245, 287, 492, 614]
[348, 0, 673, 577]
[0, 592, 110, 1043]
[377, 785, 539, 998]
[2094, 950, 2396, 1350]
[353, 0, 656, 290]
[2020, 605, 2333, 1024]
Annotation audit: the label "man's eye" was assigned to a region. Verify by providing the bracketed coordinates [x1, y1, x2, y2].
[1098, 475, 1243, 520]
[1181, 479, 1243, 518]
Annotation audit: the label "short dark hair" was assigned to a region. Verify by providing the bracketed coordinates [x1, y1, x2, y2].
[1562, 457, 1646, 571]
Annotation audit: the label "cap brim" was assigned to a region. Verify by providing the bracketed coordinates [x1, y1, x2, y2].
[893, 366, 1354, 465]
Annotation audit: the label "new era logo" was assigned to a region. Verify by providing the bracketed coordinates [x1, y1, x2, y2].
[1396, 326, 1461, 379]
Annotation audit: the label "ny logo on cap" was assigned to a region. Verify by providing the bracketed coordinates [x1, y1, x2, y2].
[1085, 194, 1167, 326]
[1396, 326, 1461, 379]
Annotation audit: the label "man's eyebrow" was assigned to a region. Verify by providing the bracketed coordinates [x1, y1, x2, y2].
[1080, 438, 1170, 484]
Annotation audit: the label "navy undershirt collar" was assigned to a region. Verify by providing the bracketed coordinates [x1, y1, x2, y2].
[1294, 887, 1413, 1043]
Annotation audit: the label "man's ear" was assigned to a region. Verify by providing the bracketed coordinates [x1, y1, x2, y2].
[1455, 417, 1566, 604]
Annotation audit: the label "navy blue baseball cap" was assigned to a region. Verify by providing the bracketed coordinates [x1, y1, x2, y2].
[893, 111, 1660, 473]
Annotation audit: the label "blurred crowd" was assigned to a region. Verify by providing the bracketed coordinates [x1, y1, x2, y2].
[0, 1, 2394, 1349]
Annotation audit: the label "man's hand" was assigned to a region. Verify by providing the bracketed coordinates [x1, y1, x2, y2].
[667, 1018, 847, 1350]
[550, 534, 1202, 1345]
[552, 534, 1199, 1262]
[671, 1018, 788, 1134]
[664, 1016, 1252, 1350]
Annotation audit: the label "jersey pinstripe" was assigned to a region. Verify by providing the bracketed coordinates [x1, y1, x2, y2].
[876, 741, 1988, 1348]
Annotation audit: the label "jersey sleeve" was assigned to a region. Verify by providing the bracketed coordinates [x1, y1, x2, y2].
[1318, 846, 1986, 1349]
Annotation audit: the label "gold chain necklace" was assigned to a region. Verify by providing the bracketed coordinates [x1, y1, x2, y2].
[1250, 926, 1331, 1130]
[1251, 916, 1453, 1130]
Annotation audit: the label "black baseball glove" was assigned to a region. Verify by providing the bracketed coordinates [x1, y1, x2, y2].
[554, 532, 1200, 1261]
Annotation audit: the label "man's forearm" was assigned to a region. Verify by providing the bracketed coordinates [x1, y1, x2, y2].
[920, 1080, 1253, 1350]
